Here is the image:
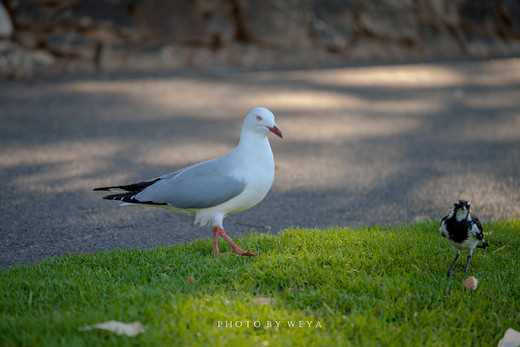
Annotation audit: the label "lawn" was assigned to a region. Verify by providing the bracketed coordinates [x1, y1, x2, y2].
[1, 219, 519, 346]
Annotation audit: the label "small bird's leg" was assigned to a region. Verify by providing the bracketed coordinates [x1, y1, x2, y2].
[212, 226, 257, 257]
[447, 251, 460, 277]
[464, 250, 473, 277]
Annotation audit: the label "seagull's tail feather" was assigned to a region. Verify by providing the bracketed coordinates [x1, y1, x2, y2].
[100, 192, 168, 206]
[93, 179, 160, 194]
[94, 178, 167, 206]
[102, 192, 135, 202]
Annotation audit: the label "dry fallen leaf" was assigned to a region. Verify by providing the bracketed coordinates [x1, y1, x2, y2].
[493, 245, 506, 254]
[187, 276, 195, 284]
[498, 328, 520, 347]
[252, 297, 272, 305]
[79, 320, 146, 337]
[464, 276, 478, 290]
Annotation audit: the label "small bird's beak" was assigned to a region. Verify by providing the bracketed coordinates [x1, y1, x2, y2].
[267, 125, 283, 139]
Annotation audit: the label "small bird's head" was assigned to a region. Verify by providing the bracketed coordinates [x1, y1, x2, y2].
[452, 199, 471, 221]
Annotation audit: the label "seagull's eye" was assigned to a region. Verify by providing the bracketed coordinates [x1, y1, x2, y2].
[256, 115, 262, 121]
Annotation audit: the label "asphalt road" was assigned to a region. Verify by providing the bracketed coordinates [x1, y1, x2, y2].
[1, 58, 519, 269]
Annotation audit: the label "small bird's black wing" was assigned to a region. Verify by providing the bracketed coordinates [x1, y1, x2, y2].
[471, 215, 489, 248]
[471, 215, 483, 233]
[439, 215, 449, 238]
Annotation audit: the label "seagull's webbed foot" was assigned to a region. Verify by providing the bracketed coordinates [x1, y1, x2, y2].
[212, 226, 258, 257]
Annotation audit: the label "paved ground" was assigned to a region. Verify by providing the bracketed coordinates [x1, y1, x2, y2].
[1, 58, 519, 269]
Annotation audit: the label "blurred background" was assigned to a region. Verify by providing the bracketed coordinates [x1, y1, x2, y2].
[1, 0, 520, 76]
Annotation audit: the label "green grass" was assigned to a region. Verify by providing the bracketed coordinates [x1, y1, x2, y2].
[1, 220, 519, 346]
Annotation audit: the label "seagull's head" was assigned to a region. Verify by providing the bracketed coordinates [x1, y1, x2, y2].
[244, 107, 283, 139]
[452, 199, 471, 221]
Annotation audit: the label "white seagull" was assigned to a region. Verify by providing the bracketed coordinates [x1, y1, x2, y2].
[94, 107, 283, 256]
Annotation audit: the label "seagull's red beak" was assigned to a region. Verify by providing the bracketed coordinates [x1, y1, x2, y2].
[267, 126, 283, 139]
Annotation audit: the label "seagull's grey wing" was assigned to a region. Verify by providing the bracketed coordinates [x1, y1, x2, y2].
[135, 157, 246, 209]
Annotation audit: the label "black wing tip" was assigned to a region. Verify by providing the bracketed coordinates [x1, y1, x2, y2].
[102, 193, 131, 201]
[100, 193, 169, 206]
[93, 179, 160, 194]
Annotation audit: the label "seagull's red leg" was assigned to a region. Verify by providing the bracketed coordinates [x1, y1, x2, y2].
[213, 226, 257, 256]
[211, 226, 224, 256]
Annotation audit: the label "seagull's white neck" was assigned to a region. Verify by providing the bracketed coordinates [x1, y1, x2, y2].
[237, 128, 271, 151]
[233, 128, 274, 173]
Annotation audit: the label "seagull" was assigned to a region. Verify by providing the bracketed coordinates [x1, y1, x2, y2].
[94, 107, 283, 257]
[439, 200, 489, 277]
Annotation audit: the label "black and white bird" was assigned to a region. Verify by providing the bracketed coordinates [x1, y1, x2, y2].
[94, 107, 283, 257]
[439, 200, 489, 277]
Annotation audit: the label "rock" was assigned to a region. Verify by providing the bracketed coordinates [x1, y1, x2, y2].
[1, 0, 520, 75]
[196, 0, 236, 47]
[9, 1, 50, 30]
[416, 0, 460, 28]
[0, 40, 54, 77]
[0, 3, 13, 37]
[310, 0, 355, 51]
[136, 0, 211, 44]
[418, 26, 465, 59]
[99, 42, 190, 71]
[13, 31, 41, 49]
[239, 0, 311, 48]
[46, 33, 98, 61]
[358, 0, 418, 43]
[54, 0, 137, 34]
[464, 36, 511, 58]
[85, 27, 124, 43]
[458, 0, 504, 37]
[495, 0, 520, 37]
[348, 39, 419, 62]
[224, 43, 344, 69]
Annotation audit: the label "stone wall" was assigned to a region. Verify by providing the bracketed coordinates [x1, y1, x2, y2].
[1, 0, 520, 76]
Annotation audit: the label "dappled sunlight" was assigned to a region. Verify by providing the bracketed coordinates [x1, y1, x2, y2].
[283, 114, 421, 142]
[273, 153, 403, 193]
[238, 90, 445, 117]
[1, 140, 132, 193]
[61, 78, 249, 120]
[0, 140, 122, 167]
[11, 160, 131, 194]
[408, 173, 519, 221]
[244, 90, 364, 112]
[278, 58, 520, 89]
[269, 64, 467, 88]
